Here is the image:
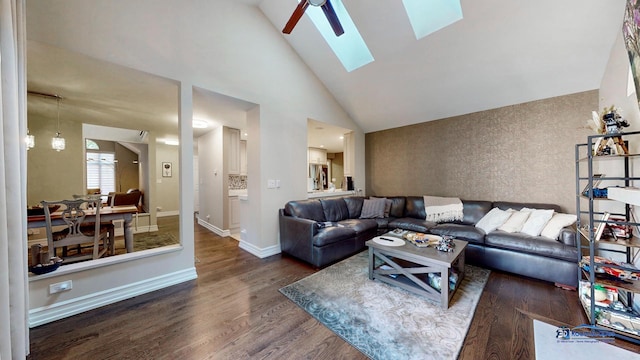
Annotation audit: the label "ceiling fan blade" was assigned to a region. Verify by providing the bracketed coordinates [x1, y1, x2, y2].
[282, 1, 310, 34]
[321, 1, 344, 36]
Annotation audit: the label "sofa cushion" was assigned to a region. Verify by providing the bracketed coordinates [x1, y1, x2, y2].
[540, 213, 577, 240]
[475, 208, 512, 234]
[387, 197, 406, 218]
[320, 198, 350, 222]
[343, 196, 365, 219]
[313, 226, 356, 247]
[430, 223, 486, 245]
[405, 196, 426, 219]
[493, 201, 561, 212]
[485, 230, 578, 262]
[371, 197, 393, 217]
[373, 217, 393, 230]
[284, 199, 325, 222]
[520, 209, 555, 237]
[360, 198, 387, 218]
[338, 218, 379, 235]
[498, 210, 531, 233]
[461, 200, 493, 225]
[388, 217, 435, 233]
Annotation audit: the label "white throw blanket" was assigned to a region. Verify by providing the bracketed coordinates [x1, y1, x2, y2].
[423, 195, 463, 223]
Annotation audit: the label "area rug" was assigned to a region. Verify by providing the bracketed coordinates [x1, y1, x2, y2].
[533, 319, 638, 359]
[279, 251, 490, 360]
[132, 231, 179, 251]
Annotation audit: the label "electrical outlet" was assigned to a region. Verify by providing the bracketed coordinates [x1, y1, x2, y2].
[49, 280, 72, 294]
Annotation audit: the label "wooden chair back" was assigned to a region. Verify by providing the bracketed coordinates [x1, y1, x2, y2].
[42, 198, 110, 262]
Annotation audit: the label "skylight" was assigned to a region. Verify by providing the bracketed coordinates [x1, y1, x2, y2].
[402, 0, 463, 39]
[305, 0, 374, 72]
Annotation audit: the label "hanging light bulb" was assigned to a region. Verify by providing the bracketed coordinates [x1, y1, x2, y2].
[51, 97, 65, 151]
[25, 128, 35, 150]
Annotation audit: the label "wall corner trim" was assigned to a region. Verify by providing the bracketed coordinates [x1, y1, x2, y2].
[197, 217, 231, 237]
[238, 240, 281, 259]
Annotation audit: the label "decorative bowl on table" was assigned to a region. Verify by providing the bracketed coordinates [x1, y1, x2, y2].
[29, 257, 63, 275]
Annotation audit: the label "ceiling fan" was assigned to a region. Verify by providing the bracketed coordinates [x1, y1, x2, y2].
[282, 0, 345, 36]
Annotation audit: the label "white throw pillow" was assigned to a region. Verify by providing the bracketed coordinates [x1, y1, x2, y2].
[498, 210, 531, 233]
[520, 209, 555, 236]
[475, 208, 513, 234]
[540, 213, 577, 240]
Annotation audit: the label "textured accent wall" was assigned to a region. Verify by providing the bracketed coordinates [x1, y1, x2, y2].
[365, 90, 598, 213]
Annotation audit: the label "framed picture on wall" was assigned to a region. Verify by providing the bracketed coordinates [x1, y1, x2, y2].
[162, 162, 172, 177]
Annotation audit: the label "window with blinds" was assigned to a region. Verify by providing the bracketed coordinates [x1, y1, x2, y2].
[86, 152, 116, 194]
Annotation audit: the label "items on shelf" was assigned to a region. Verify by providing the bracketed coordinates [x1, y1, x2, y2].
[428, 270, 458, 292]
[603, 214, 633, 239]
[403, 232, 439, 248]
[581, 256, 640, 281]
[576, 130, 640, 343]
[590, 106, 630, 155]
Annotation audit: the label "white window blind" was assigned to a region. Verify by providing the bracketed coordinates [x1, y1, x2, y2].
[86, 152, 115, 194]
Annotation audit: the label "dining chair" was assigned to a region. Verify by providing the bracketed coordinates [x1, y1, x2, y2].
[42, 198, 112, 263]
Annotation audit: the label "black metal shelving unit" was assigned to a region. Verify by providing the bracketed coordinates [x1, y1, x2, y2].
[575, 130, 640, 343]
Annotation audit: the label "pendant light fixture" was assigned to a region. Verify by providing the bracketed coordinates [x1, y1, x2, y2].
[51, 97, 65, 151]
[25, 128, 35, 150]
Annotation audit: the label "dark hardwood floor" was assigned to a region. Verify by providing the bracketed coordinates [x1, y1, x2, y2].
[28, 223, 640, 359]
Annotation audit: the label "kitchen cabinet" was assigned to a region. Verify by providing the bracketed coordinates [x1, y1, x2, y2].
[343, 131, 354, 176]
[308, 147, 327, 165]
[240, 140, 247, 175]
[227, 127, 241, 175]
[229, 195, 240, 230]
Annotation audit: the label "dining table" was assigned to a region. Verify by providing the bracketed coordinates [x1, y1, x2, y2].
[27, 205, 139, 253]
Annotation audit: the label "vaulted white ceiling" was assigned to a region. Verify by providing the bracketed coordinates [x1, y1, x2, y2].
[26, 0, 627, 142]
[257, 0, 625, 132]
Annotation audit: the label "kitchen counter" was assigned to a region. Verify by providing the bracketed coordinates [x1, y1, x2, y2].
[307, 190, 356, 199]
[229, 189, 248, 200]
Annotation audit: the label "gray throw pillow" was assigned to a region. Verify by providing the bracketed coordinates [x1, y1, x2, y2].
[371, 197, 393, 217]
[360, 198, 387, 219]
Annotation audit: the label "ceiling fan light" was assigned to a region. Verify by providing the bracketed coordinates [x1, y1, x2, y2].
[309, 0, 327, 6]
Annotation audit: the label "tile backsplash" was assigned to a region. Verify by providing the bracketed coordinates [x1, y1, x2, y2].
[229, 175, 247, 189]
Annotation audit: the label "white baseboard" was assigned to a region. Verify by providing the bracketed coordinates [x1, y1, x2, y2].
[28, 267, 197, 327]
[238, 240, 281, 259]
[157, 210, 179, 218]
[195, 218, 280, 258]
[197, 218, 231, 237]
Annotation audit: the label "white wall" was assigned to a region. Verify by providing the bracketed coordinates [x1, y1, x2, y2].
[197, 126, 224, 232]
[155, 143, 180, 215]
[25, 0, 365, 322]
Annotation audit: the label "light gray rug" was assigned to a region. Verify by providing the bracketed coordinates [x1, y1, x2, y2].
[279, 251, 490, 360]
